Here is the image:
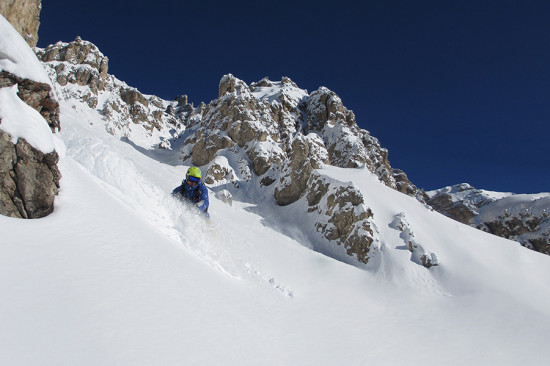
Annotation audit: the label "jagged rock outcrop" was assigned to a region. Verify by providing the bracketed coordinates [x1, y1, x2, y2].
[182, 74, 293, 177]
[36, 37, 109, 95]
[273, 133, 328, 205]
[0, 0, 41, 47]
[307, 88, 377, 167]
[182, 74, 418, 204]
[0, 130, 60, 218]
[0, 78, 60, 219]
[305, 171, 379, 264]
[37, 38, 191, 143]
[1, 10, 61, 219]
[393, 168, 418, 196]
[426, 184, 550, 256]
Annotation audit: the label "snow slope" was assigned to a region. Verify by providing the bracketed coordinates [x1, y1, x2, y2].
[2, 72, 550, 366]
[0, 15, 51, 85]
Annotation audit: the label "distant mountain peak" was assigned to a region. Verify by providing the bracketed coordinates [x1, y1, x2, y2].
[426, 184, 550, 255]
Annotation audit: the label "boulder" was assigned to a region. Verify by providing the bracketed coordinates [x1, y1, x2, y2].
[305, 172, 378, 264]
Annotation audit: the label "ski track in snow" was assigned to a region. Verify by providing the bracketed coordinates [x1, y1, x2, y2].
[244, 262, 294, 298]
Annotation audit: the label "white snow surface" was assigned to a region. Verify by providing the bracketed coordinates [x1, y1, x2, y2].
[251, 80, 308, 106]
[2, 80, 550, 366]
[0, 15, 52, 85]
[0, 84, 55, 152]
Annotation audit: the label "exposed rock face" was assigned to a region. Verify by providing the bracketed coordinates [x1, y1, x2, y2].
[305, 171, 379, 263]
[0, 130, 60, 218]
[0, 74, 60, 218]
[182, 74, 418, 204]
[0, 0, 41, 47]
[424, 184, 490, 225]
[0, 9, 61, 220]
[36, 37, 109, 95]
[393, 168, 418, 196]
[426, 184, 550, 256]
[181, 74, 295, 180]
[307, 88, 374, 167]
[274, 133, 328, 206]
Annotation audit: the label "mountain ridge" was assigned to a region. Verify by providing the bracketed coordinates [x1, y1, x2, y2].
[36, 37, 421, 263]
[426, 183, 550, 255]
[34, 36, 549, 258]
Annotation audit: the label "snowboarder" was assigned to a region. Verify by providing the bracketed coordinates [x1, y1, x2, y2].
[173, 167, 210, 218]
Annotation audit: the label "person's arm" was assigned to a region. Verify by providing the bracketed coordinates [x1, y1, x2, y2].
[196, 185, 209, 212]
[171, 185, 182, 196]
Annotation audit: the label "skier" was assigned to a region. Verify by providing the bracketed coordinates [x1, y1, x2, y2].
[173, 167, 210, 218]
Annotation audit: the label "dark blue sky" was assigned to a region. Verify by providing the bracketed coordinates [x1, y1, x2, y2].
[38, 0, 549, 193]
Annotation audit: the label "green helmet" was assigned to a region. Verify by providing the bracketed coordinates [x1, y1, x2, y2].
[186, 166, 202, 179]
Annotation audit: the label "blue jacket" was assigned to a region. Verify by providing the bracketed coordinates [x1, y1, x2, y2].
[172, 180, 209, 213]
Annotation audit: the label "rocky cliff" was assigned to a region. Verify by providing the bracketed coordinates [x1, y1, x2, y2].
[182, 74, 418, 200]
[37, 37, 189, 146]
[0, 13, 61, 219]
[0, 129, 60, 218]
[0, 0, 41, 47]
[177, 74, 419, 263]
[426, 184, 550, 255]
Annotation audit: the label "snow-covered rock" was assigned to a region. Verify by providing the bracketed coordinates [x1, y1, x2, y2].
[182, 73, 418, 202]
[36, 38, 195, 149]
[176, 73, 421, 262]
[305, 171, 379, 263]
[36, 36, 109, 94]
[215, 189, 233, 206]
[390, 212, 439, 268]
[0, 14, 60, 219]
[426, 184, 550, 255]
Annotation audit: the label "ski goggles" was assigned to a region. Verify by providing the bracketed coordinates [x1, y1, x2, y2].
[188, 176, 200, 183]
